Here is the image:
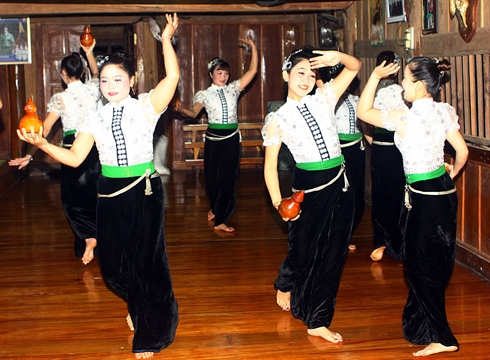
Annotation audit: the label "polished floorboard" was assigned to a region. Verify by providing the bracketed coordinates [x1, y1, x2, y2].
[1, 168, 489, 359]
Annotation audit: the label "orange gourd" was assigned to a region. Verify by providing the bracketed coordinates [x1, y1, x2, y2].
[80, 25, 94, 47]
[278, 190, 305, 219]
[19, 98, 42, 133]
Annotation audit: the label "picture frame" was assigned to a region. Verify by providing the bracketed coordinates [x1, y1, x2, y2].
[385, 0, 406, 23]
[0, 17, 31, 65]
[422, 0, 437, 34]
[371, 0, 385, 46]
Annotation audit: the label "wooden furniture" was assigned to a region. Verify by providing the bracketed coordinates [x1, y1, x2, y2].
[182, 122, 264, 167]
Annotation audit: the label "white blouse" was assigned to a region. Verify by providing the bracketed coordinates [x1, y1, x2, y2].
[335, 93, 360, 134]
[262, 81, 342, 164]
[78, 92, 164, 166]
[47, 79, 100, 133]
[374, 83, 405, 110]
[193, 80, 241, 124]
[381, 97, 460, 175]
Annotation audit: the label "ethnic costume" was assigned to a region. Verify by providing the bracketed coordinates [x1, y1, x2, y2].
[194, 81, 242, 227]
[262, 81, 354, 330]
[79, 93, 178, 354]
[47, 79, 101, 259]
[335, 92, 365, 232]
[370, 82, 406, 259]
[381, 97, 459, 349]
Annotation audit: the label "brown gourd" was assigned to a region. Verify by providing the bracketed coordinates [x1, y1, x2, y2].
[80, 25, 94, 47]
[18, 98, 43, 133]
[278, 190, 305, 219]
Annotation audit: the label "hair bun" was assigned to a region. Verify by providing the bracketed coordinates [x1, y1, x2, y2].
[436, 58, 451, 72]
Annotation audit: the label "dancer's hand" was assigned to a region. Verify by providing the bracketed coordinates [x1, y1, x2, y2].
[162, 13, 178, 39]
[372, 60, 400, 80]
[8, 155, 32, 169]
[17, 126, 49, 149]
[310, 50, 342, 69]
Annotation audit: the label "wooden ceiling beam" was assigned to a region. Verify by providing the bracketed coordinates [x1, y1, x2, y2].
[0, 2, 352, 16]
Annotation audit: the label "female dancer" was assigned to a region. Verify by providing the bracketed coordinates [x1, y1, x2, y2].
[17, 13, 180, 359]
[10, 41, 100, 265]
[368, 51, 406, 261]
[262, 45, 361, 342]
[174, 37, 258, 232]
[358, 57, 468, 356]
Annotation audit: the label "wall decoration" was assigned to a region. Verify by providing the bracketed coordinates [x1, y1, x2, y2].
[449, 0, 479, 42]
[423, 0, 437, 34]
[0, 17, 31, 65]
[386, 0, 406, 23]
[371, 0, 385, 46]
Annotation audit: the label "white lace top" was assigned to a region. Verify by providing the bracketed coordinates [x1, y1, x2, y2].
[381, 97, 460, 175]
[262, 81, 342, 163]
[374, 83, 405, 110]
[335, 93, 360, 134]
[193, 80, 241, 124]
[78, 92, 164, 166]
[47, 79, 100, 133]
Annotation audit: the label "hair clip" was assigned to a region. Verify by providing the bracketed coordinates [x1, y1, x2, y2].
[281, 49, 303, 71]
[393, 53, 400, 65]
[208, 58, 221, 71]
[96, 55, 110, 68]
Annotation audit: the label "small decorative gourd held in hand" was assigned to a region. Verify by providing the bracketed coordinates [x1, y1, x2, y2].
[278, 190, 305, 219]
[80, 25, 94, 47]
[18, 98, 42, 133]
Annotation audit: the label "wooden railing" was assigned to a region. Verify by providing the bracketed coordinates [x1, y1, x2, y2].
[182, 123, 264, 167]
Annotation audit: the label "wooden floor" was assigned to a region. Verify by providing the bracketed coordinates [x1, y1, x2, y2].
[1, 168, 490, 360]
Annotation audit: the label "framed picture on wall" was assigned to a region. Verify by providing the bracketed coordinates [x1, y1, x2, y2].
[0, 17, 31, 65]
[385, 0, 406, 23]
[371, 0, 385, 46]
[422, 0, 437, 34]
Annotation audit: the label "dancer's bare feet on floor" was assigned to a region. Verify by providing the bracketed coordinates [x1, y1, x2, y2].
[276, 289, 291, 311]
[413, 343, 458, 357]
[307, 326, 343, 343]
[348, 244, 356, 252]
[207, 209, 215, 221]
[126, 313, 134, 331]
[370, 246, 386, 261]
[135, 352, 154, 359]
[214, 223, 235, 232]
[82, 238, 97, 265]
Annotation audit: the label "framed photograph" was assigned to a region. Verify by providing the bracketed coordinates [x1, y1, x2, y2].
[371, 0, 385, 46]
[0, 17, 31, 65]
[385, 0, 406, 23]
[422, 0, 437, 34]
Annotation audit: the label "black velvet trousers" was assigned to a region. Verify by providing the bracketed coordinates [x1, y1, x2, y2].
[275, 165, 354, 329]
[370, 132, 405, 259]
[60, 134, 100, 259]
[340, 139, 365, 234]
[204, 128, 241, 226]
[402, 174, 459, 348]
[96, 174, 178, 353]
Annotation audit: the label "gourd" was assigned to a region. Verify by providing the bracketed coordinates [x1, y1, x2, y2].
[278, 190, 305, 219]
[80, 25, 94, 47]
[19, 98, 42, 133]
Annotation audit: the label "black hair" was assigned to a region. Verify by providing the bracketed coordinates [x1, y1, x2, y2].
[282, 44, 320, 73]
[61, 52, 84, 80]
[208, 57, 230, 74]
[376, 50, 398, 66]
[99, 52, 135, 79]
[408, 56, 451, 98]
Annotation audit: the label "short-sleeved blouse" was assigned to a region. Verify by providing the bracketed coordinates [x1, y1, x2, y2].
[262, 81, 342, 164]
[374, 83, 405, 110]
[47, 79, 100, 132]
[193, 80, 241, 124]
[78, 92, 163, 166]
[381, 97, 460, 175]
[335, 93, 360, 134]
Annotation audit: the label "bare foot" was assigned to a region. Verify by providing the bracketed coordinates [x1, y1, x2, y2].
[135, 352, 154, 359]
[307, 326, 343, 343]
[207, 209, 215, 221]
[126, 313, 134, 331]
[348, 244, 356, 252]
[276, 289, 291, 311]
[82, 238, 97, 265]
[413, 343, 458, 357]
[214, 223, 235, 232]
[370, 246, 386, 261]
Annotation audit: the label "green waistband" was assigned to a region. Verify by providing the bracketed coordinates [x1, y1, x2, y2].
[208, 123, 239, 129]
[296, 155, 344, 171]
[405, 165, 446, 184]
[101, 162, 155, 178]
[338, 132, 362, 141]
[374, 127, 393, 134]
[63, 129, 76, 137]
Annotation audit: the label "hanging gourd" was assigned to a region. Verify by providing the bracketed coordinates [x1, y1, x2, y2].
[80, 25, 94, 47]
[19, 98, 43, 133]
[277, 190, 305, 219]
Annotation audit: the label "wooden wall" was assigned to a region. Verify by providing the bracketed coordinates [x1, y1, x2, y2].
[351, 0, 490, 279]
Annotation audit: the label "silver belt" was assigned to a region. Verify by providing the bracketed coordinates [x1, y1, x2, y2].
[98, 169, 160, 198]
[404, 184, 457, 210]
[205, 128, 240, 142]
[372, 140, 394, 146]
[292, 164, 350, 194]
[340, 137, 363, 149]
